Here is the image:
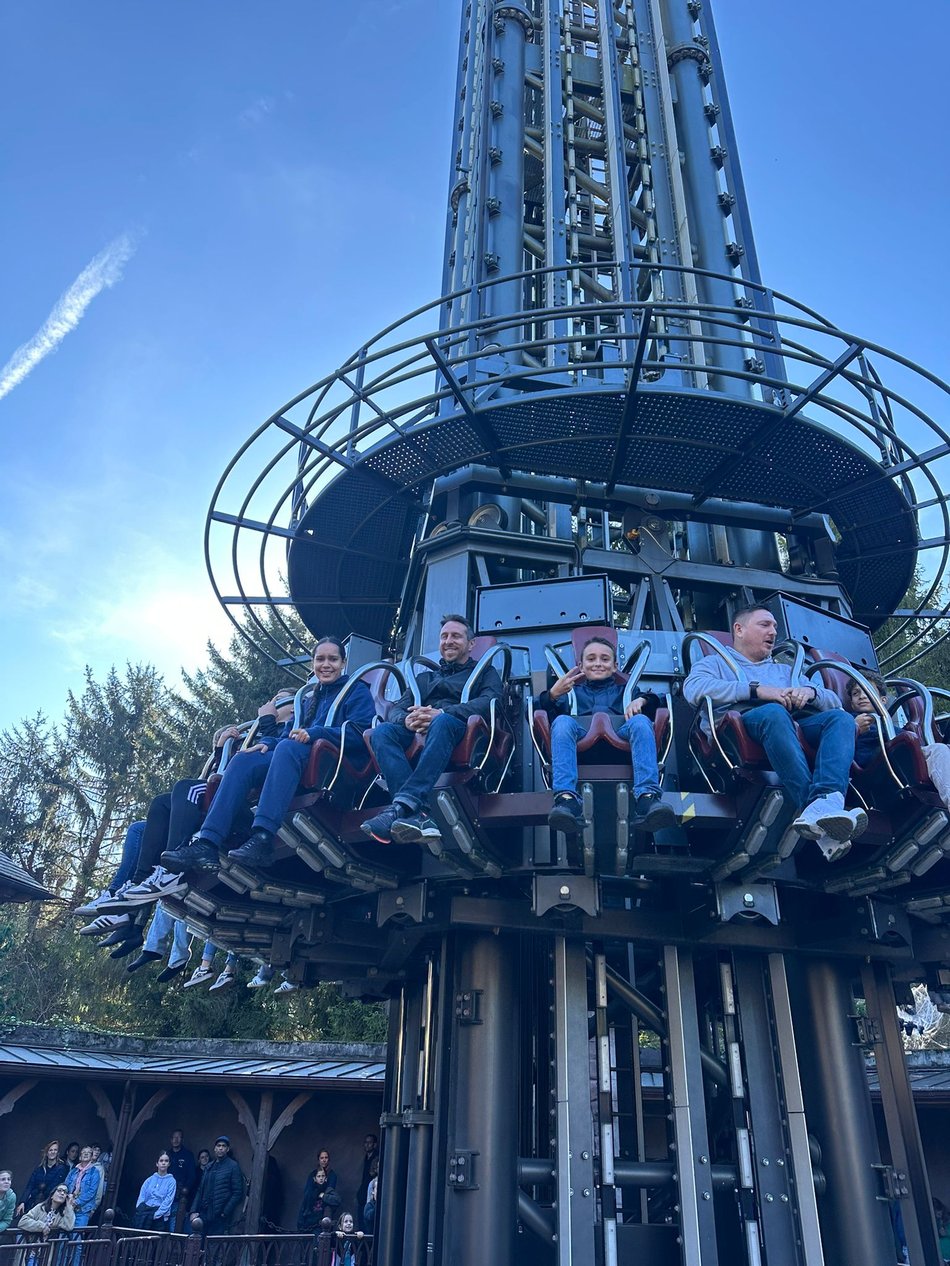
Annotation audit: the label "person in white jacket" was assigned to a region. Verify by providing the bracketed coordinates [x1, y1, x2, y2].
[683, 605, 865, 861]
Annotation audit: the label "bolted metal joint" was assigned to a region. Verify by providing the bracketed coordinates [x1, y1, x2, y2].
[456, 988, 483, 1025]
[725, 241, 745, 262]
[448, 1150, 479, 1191]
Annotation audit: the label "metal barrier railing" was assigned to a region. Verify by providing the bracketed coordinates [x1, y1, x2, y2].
[0, 1219, 373, 1266]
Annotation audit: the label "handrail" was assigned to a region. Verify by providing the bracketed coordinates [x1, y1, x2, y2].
[326, 661, 409, 728]
[803, 661, 896, 744]
[293, 677, 317, 731]
[772, 638, 806, 687]
[620, 638, 652, 710]
[402, 655, 440, 707]
[461, 642, 513, 702]
[681, 631, 744, 678]
[886, 676, 937, 743]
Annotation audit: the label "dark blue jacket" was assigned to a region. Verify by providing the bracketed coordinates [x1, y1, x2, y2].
[261, 675, 375, 755]
[191, 1155, 244, 1223]
[21, 1160, 69, 1209]
[168, 1146, 198, 1200]
[539, 677, 656, 719]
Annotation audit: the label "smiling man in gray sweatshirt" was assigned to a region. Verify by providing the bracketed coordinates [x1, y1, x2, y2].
[683, 605, 865, 861]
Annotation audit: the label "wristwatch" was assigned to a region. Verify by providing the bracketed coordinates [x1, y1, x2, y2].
[749, 681, 760, 700]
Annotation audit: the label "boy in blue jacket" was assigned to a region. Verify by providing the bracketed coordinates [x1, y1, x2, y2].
[539, 636, 674, 834]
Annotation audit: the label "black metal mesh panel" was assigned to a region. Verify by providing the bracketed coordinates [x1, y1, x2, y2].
[286, 388, 917, 640]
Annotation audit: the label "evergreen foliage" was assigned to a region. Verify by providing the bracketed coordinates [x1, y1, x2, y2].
[0, 611, 386, 1044]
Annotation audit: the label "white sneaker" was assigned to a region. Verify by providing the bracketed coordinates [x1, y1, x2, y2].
[74, 888, 114, 918]
[247, 968, 274, 990]
[273, 980, 297, 995]
[816, 832, 852, 864]
[792, 799, 825, 839]
[183, 965, 216, 989]
[78, 913, 130, 937]
[209, 970, 236, 992]
[99, 868, 189, 910]
[812, 792, 859, 841]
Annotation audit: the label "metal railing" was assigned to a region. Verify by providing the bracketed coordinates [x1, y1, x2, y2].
[0, 1217, 373, 1266]
[205, 259, 950, 675]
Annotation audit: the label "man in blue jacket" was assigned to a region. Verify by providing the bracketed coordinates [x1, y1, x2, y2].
[539, 635, 674, 834]
[362, 615, 503, 844]
[163, 637, 375, 872]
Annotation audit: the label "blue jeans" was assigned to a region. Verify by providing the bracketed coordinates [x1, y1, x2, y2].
[550, 713, 661, 798]
[111, 819, 145, 890]
[370, 714, 468, 812]
[145, 906, 191, 967]
[200, 730, 337, 845]
[741, 704, 855, 811]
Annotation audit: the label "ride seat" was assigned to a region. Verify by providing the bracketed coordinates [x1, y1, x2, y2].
[531, 628, 669, 782]
[365, 638, 515, 791]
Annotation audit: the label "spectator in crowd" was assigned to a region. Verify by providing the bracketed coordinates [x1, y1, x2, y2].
[362, 1162, 378, 1236]
[134, 1153, 177, 1231]
[297, 1150, 338, 1233]
[16, 1141, 68, 1217]
[0, 1171, 16, 1233]
[333, 1212, 361, 1265]
[536, 636, 673, 834]
[189, 1137, 243, 1237]
[65, 1147, 100, 1230]
[90, 1145, 108, 1198]
[17, 1183, 75, 1237]
[197, 1151, 211, 1174]
[63, 1146, 80, 1170]
[168, 1131, 197, 1232]
[164, 642, 374, 873]
[362, 615, 502, 845]
[355, 1136, 378, 1232]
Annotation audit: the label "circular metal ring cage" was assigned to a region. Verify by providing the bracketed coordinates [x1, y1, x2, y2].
[206, 261, 950, 676]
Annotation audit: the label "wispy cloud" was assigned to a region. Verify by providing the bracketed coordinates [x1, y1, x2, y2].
[0, 231, 140, 402]
[239, 95, 276, 126]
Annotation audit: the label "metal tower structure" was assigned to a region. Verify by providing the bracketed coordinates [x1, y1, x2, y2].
[193, 4, 950, 1265]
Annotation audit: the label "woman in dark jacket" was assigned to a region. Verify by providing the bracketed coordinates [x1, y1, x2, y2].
[16, 1142, 69, 1218]
[296, 1150, 338, 1232]
[164, 638, 375, 874]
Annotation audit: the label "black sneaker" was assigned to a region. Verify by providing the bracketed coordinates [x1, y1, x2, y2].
[632, 793, 677, 833]
[360, 804, 405, 843]
[126, 950, 162, 973]
[160, 839, 220, 872]
[157, 960, 190, 983]
[227, 830, 275, 868]
[548, 793, 585, 835]
[390, 812, 442, 844]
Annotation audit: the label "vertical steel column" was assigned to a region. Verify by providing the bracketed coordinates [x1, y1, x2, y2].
[794, 960, 894, 1266]
[860, 960, 941, 1266]
[541, 0, 570, 366]
[720, 959, 763, 1265]
[731, 953, 810, 1266]
[403, 957, 438, 1266]
[767, 955, 825, 1266]
[485, 2, 532, 345]
[443, 932, 520, 1266]
[663, 945, 719, 1266]
[552, 936, 596, 1265]
[596, 0, 637, 332]
[594, 952, 618, 1266]
[376, 987, 410, 1264]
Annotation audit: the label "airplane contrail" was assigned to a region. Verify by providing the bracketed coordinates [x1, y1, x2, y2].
[0, 231, 140, 402]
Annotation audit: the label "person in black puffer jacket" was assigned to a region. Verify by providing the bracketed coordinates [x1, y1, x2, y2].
[190, 1137, 243, 1238]
[538, 635, 674, 834]
[363, 614, 503, 845]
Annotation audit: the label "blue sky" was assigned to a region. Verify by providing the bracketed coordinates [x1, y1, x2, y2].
[1, 0, 947, 729]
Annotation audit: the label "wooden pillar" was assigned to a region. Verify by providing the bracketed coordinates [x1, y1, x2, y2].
[103, 1081, 136, 1225]
[245, 1091, 274, 1234]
